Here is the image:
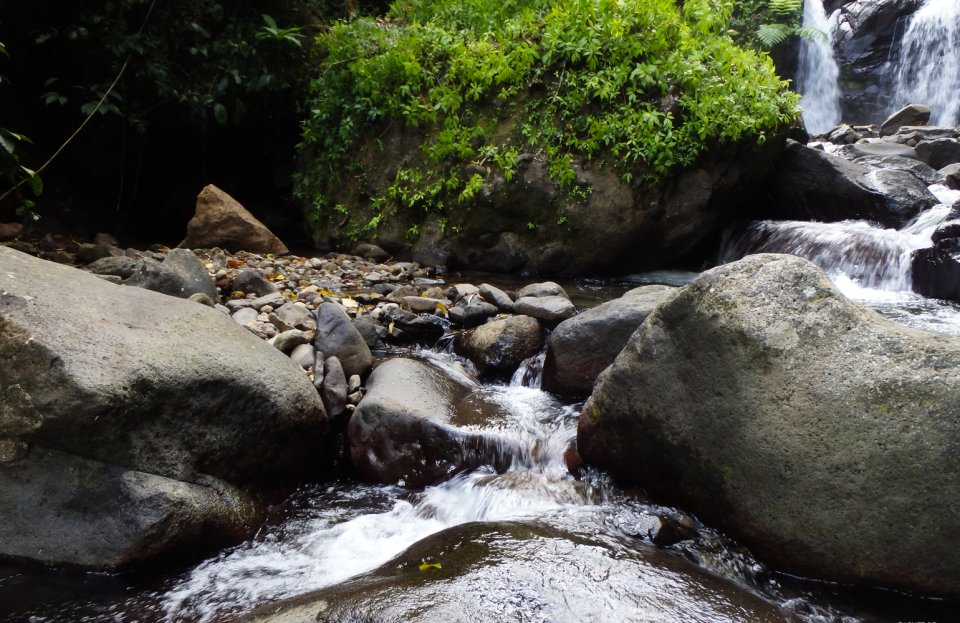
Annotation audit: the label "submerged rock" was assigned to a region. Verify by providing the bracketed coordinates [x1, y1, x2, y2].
[0, 247, 326, 569]
[579, 253, 960, 599]
[240, 520, 795, 623]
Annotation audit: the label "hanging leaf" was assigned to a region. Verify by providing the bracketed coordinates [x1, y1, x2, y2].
[213, 102, 229, 126]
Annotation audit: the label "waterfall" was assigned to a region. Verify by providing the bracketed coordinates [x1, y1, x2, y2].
[892, 0, 960, 127]
[797, 0, 842, 135]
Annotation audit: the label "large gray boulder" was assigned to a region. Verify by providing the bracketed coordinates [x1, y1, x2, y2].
[542, 285, 674, 397]
[0, 247, 326, 569]
[348, 358, 519, 487]
[760, 141, 938, 228]
[578, 254, 960, 599]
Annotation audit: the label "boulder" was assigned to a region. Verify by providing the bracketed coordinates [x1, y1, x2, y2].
[352, 242, 390, 262]
[478, 283, 514, 312]
[0, 247, 326, 569]
[240, 520, 794, 623]
[843, 141, 918, 159]
[124, 249, 218, 301]
[915, 138, 960, 170]
[180, 185, 289, 255]
[453, 315, 544, 377]
[517, 281, 568, 299]
[380, 305, 447, 344]
[760, 140, 938, 228]
[852, 154, 944, 186]
[347, 358, 517, 487]
[512, 295, 577, 325]
[911, 244, 960, 301]
[942, 163, 960, 190]
[579, 254, 960, 599]
[314, 303, 372, 379]
[879, 104, 931, 136]
[542, 285, 674, 397]
[0, 222, 23, 241]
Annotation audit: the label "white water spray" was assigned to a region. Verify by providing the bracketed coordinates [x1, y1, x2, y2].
[797, 0, 842, 134]
[892, 0, 960, 126]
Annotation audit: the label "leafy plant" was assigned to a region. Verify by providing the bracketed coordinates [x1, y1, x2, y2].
[295, 0, 799, 242]
[0, 40, 42, 225]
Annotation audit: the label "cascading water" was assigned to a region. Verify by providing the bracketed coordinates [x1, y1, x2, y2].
[892, 0, 960, 126]
[797, 0, 842, 134]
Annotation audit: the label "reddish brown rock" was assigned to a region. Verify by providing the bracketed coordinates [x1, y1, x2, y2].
[0, 222, 23, 242]
[180, 185, 289, 255]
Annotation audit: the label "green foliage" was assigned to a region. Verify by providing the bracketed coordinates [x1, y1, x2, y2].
[295, 0, 799, 241]
[0, 40, 42, 225]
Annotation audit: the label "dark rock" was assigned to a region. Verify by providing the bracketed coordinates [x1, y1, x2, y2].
[320, 356, 348, 419]
[84, 256, 144, 279]
[123, 249, 218, 300]
[353, 242, 390, 262]
[75, 244, 125, 265]
[942, 163, 960, 190]
[879, 104, 931, 136]
[512, 295, 577, 325]
[579, 254, 960, 600]
[314, 303, 373, 379]
[231, 268, 279, 297]
[352, 315, 386, 350]
[0, 247, 327, 569]
[459, 301, 499, 328]
[0, 223, 23, 242]
[240, 521, 795, 623]
[447, 283, 479, 302]
[454, 315, 544, 377]
[915, 138, 960, 170]
[911, 246, 960, 301]
[760, 140, 938, 228]
[0, 447, 255, 569]
[478, 283, 514, 312]
[347, 358, 517, 487]
[180, 184, 289, 255]
[852, 154, 944, 186]
[226, 292, 286, 311]
[542, 285, 674, 397]
[381, 306, 447, 344]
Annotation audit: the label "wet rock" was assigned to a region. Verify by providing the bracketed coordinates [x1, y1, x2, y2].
[827, 124, 860, 145]
[760, 140, 938, 228]
[915, 138, 960, 170]
[879, 104, 930, 136]
[543, 285, 674, 397]
[0, 247, 326, 569]
[844, 141, 918, 159]
[454, 315, 544, 378]
[231, 268, 279, 297]
[314, 303, 373, 379]
[852, 154, 944, 186]
[458, 301, 499, 328]
[942, 163, 960, 190]
[911, 245, 960, 301]
[320, 356, 348, 419]
[241, 520, 795, 623]
[180, 185, 289, 255]
[347, 358, 512, 487]
[381, 306, 447, 344]
[512, 295, 577, 325]
[579, 254, 960, 600]
[478, 283, 514, 312]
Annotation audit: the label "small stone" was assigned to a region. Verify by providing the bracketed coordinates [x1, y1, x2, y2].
[232, 308, 258, 325]
[348, 374, 362, 393]
[517, 281, 569, 300]
[347, 390, 363, 405]
[189, 292, 216, 307]
[231, 267, 280, 297]
[448, 283, 480, 301]
[403, 296, 447, 313]
[321, 356, 349, 418]
[479, 283, 514, 312]
[289, 343, 316, 370]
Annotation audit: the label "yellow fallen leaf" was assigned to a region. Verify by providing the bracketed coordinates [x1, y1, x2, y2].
[418, 561, 441, 571]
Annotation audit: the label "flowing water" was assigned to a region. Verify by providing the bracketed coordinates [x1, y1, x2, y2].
[891, 0, 960, 126]
[721, 184, 960, 334]
[797, 0, 842, 135]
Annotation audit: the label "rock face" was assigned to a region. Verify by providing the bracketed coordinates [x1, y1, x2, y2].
[348, 358, 517, 487]
[759, 140, 938, 227]
[180, 185, 289, 255]
[240, 521, 795, 623]
[879, 104, 931, 136]
[579, 254, 960, 599]
[453, 315, 544, 378]
[0, 247, 326, 569]
[542, 285, 674, 397]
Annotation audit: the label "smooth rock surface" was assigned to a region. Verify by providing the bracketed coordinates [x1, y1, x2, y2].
[543, 285, 674, 397]
[579, 253, 960, 599]
[314, 303, 372, 379]
[512, 295, 576, 325]
[453, 315, 544, 378]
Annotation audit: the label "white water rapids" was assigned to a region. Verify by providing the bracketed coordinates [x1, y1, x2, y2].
[797, 0, 842, 134]
[892, 0, 960, 127]
[722, 184, 960, 334]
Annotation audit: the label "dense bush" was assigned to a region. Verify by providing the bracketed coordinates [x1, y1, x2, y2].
[295, 0, 799, 242]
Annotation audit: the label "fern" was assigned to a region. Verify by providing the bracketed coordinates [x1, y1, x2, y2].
[756, 23, 792, 48]
[768, 0, 802, 18]
[796, 26, 829, 44]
